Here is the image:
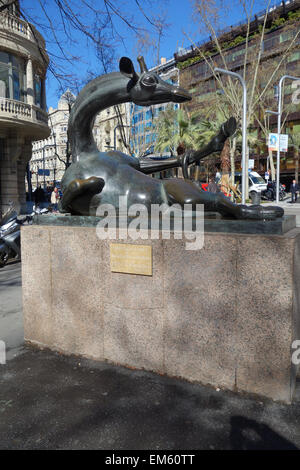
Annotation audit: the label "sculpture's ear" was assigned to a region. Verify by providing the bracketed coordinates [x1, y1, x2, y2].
[119, 57, 138, 81]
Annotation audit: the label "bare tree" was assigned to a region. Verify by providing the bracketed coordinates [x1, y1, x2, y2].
[10, 0, 171, 163]
[17, 0, 169, 91]
[186, 0, 300, 196]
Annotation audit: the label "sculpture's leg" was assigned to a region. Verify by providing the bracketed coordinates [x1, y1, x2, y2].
[59, 176, 105, 213]
[138, 117, 237, 175]
[188, 117, 237, 165]
[163, 179, 284, 219]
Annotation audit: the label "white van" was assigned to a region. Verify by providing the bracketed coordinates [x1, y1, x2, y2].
[236, 171, 267, 198]
[216, 171, 267, 198]
[216, 171, 267, 194]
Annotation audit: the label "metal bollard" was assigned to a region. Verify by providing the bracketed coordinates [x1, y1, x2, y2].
[251, 191, 261, 205]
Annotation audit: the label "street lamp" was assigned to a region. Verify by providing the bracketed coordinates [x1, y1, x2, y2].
[26, 163, 32, 201]
[266, 74, 300, 202]
[42, 144, 54, 189]
[214, 68, 247, 204]
[51, 152, 59, 187]
[114, 124, 131, 151]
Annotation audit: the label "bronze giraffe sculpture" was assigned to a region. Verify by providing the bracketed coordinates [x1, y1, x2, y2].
[59, 56, 283, 220]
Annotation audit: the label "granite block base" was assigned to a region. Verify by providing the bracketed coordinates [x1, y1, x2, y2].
[21, 224, 300, 403]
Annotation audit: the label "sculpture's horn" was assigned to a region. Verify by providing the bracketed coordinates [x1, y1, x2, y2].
[137, 56, 148, 73]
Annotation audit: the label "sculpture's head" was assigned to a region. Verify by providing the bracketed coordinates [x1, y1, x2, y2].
[119, 56, 192, 106]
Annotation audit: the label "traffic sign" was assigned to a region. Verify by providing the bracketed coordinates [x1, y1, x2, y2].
[268, 133, 289, 152]
[279, 134, 289, 152]
[38, 169, 50, 176]
[268, 133, 278, 151]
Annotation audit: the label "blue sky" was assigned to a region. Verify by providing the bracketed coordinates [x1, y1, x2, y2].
[21, 0, 273, 108]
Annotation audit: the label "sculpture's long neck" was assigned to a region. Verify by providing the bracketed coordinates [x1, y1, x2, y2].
[68, 72, 131, 160]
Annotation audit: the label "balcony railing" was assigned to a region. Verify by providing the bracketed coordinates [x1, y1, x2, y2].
[0, 13, 45, 48]
[0, 97, 48, 126]
[0, 97, 31, 118]
[33, 105, 49, 124]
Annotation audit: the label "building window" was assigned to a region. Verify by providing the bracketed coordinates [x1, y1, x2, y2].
[34, 74, 42, 107]
[0, 52, 25, 101]
[288, 52, 300, 63]
[263, 36, 278, 51]
[0, 138, 5, 162]
[145, 110, 153, 120]
[280, 31, 293, 44]
[5, 2, 19, 15]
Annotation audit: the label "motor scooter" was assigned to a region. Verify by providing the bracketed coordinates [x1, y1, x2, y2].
[261, 181, 286, 201]
[0, 206, 32, 268]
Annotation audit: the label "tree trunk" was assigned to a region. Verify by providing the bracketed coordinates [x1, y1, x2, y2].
[269, 148, 275, 181]
[220, 138, 230, 172]
[220, 138, 230, 195]
[194, 163, 200, 181]
[295, 149, 299, 183]
[243, 145, 249, 200]
[230, 137, 236, 201]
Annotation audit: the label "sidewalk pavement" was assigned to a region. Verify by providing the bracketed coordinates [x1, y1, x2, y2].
[0, 262, 300, 450]
[1, 346, 300, 450]
[0, 261, 23, 361]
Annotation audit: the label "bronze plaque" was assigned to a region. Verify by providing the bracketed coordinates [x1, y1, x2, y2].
[110, 243, 152, 276]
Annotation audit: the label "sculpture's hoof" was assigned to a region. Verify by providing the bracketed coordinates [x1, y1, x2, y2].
[239, 204, 284, 220]
[58, 201, 67, 213]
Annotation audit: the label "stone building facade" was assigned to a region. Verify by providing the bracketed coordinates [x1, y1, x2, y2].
[31, 90, 75, 189]
[0, 0, 50, 216]
[129, 57, 179, 158]
[95, 103, 130, 153]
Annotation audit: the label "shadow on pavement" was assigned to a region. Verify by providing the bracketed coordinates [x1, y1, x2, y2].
[230, 416, 298, 450]
[0, 347, 300, 450]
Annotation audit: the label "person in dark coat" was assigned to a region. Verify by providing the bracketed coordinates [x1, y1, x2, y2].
[266, 172, 276, 201]
[290, 179, 299, 203]
[33, 185, 44, 205]
[207, 177, 220, 193]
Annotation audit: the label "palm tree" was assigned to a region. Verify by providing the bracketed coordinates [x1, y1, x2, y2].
[155, 106, 246, 194]
[196, 114, 232, 169]
[154, 107, 203, 155]
[198, 99, 240, 191]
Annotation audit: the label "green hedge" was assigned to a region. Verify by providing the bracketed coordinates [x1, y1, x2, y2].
[177, 10, 300, 70]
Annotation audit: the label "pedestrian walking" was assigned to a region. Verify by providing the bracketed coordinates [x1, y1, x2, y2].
[290, 179, 299, 203]
[207, 177, 220, 193]
[33, 185, 44, 205]
[51, 187, 60, 211]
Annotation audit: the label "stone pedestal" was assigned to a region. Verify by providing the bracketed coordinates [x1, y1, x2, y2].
[21, 223, 300, 403]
